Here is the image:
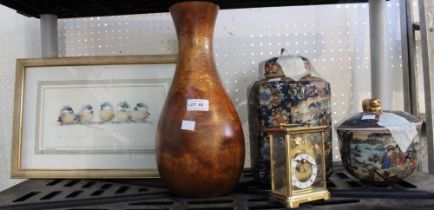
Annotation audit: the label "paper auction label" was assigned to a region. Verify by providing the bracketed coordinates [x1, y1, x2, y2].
[361, 115, 376, 120]
[268, 78, 281, 82]
[181, 120, 196, 131]
[187, 99, 209, 111]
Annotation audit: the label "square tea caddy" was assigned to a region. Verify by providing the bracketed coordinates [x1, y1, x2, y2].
[265, 124, 330, 208]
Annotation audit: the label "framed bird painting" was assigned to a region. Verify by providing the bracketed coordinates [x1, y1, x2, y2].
[11, 55, 176, 178]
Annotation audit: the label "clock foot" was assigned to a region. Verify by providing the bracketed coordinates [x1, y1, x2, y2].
[269, 190, 331, 209]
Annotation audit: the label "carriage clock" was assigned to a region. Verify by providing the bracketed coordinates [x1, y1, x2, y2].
[265, 124, 330, 208]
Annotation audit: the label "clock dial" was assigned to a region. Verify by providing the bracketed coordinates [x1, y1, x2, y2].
[291, 154, 318, 188]
[291, 139, 318, 189]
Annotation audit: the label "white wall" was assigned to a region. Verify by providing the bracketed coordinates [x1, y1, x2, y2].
[0, 1, 403, 191]
[0, 5, 40, 191]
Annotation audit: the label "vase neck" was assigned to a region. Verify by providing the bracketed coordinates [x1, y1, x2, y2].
[178, 34, 213, 55]
[170, 2, 218, 61]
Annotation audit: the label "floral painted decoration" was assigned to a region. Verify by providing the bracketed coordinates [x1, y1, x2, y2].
[248, 54, 332, 184]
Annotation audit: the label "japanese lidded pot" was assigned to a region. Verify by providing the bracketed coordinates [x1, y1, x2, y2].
[248, 50, 332, 184]
[336, 98, 423, 184]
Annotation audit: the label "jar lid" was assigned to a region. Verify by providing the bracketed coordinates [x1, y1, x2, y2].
[258, 49, 314, 80]
[336, 98, 423, 152]
[337, 98, 422, 130]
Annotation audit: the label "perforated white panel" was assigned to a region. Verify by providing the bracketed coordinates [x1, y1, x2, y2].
[0, 1, 404, 191]
[0, 5, 40, 191]
[58, 1, 404, 163]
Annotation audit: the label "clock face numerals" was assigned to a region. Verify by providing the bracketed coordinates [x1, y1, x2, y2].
[291, 153, 318, 189]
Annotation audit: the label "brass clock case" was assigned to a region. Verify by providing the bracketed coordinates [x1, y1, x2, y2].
[266, 124, 331, 208]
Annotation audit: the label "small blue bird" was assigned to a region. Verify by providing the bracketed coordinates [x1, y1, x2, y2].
[115, 101, 131, 122]
[58, 106, 75, 125]
[131, 102, 151, 122]
[77, 104, 94, 123]
[99, 102, 114, 123]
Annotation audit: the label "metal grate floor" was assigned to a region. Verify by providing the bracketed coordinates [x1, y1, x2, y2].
[1, 165, 434, 210]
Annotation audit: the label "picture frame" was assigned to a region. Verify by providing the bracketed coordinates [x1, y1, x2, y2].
[12, 55, 177, 178]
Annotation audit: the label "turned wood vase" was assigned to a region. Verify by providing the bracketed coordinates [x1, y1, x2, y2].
[156, 1, 245, 198]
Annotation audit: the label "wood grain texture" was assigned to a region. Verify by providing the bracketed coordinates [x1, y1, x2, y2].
[156, 1, 245, 198]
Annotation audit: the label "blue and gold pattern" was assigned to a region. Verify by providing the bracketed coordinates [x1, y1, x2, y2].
[248, 57, 332, 184]
[338, 130, 419, 183]
[337, 105, 422, 184]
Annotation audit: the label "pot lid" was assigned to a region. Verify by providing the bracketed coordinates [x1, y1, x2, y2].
[337, 98, 423, 152]
[258, 49, 315, 80]
[337, 98, 422, 130]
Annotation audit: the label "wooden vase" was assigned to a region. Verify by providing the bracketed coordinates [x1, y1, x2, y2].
[156, 1, 245, 198]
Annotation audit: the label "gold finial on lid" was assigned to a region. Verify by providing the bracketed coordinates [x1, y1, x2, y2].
[362, 98, 383, 114]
